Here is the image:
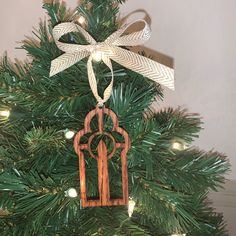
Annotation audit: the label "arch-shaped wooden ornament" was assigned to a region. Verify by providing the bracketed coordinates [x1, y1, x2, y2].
[74, 106, 130, 207]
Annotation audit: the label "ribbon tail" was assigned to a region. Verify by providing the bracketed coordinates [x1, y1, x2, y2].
[87, 56, 103, 104]
[101, 56, 114, 103]
[109, 47, 175, 90]
[87, 55, 114, 105]
[50, 51, 89, 77]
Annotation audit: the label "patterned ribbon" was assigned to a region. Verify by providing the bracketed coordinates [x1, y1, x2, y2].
[50, 20, 174, 105]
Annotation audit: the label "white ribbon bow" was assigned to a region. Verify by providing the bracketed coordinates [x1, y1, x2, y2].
[50, 20, 174, 105]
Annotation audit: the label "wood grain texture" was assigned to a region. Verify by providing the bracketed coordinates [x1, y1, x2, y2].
[74, 106, 130, 207]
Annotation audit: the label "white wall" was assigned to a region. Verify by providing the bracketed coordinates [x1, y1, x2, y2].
[121, 0, 236, 181]
[0, 0, 235, 180]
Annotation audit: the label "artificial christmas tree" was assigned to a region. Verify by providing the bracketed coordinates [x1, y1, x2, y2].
[0, 0, 230, 235]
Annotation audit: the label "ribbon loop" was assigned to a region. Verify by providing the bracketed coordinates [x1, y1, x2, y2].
[50, 20, 174, 104]
[53, 22, 96, 47]
[108, 20, 151, 46]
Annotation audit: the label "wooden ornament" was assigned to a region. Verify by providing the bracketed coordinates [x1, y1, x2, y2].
[74, 106, 130, 207]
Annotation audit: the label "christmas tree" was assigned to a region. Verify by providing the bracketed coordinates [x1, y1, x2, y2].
[0, 0, 230, 235]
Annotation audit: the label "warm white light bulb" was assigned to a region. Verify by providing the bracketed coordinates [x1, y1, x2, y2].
[92, 51, 103, 62]
[77, 16, 86, 25]
[128, 199, 136, 217]
[0, 110, 10, 118]
[172, 142, 182, 150]
[65, 130, 75, 139]
[172, 141, 187, 151]
[66, 188, 78, 198]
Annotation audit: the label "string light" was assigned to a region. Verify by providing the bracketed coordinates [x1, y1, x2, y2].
[172, 142, 182, 150]
[172, 140, 187, 151]
[0, 110, 10, 118]
[77, 15, 86, 25]
[128, 199, 136, 217]
[65, 188, 78, 198]
[64, 130, 75, 139]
